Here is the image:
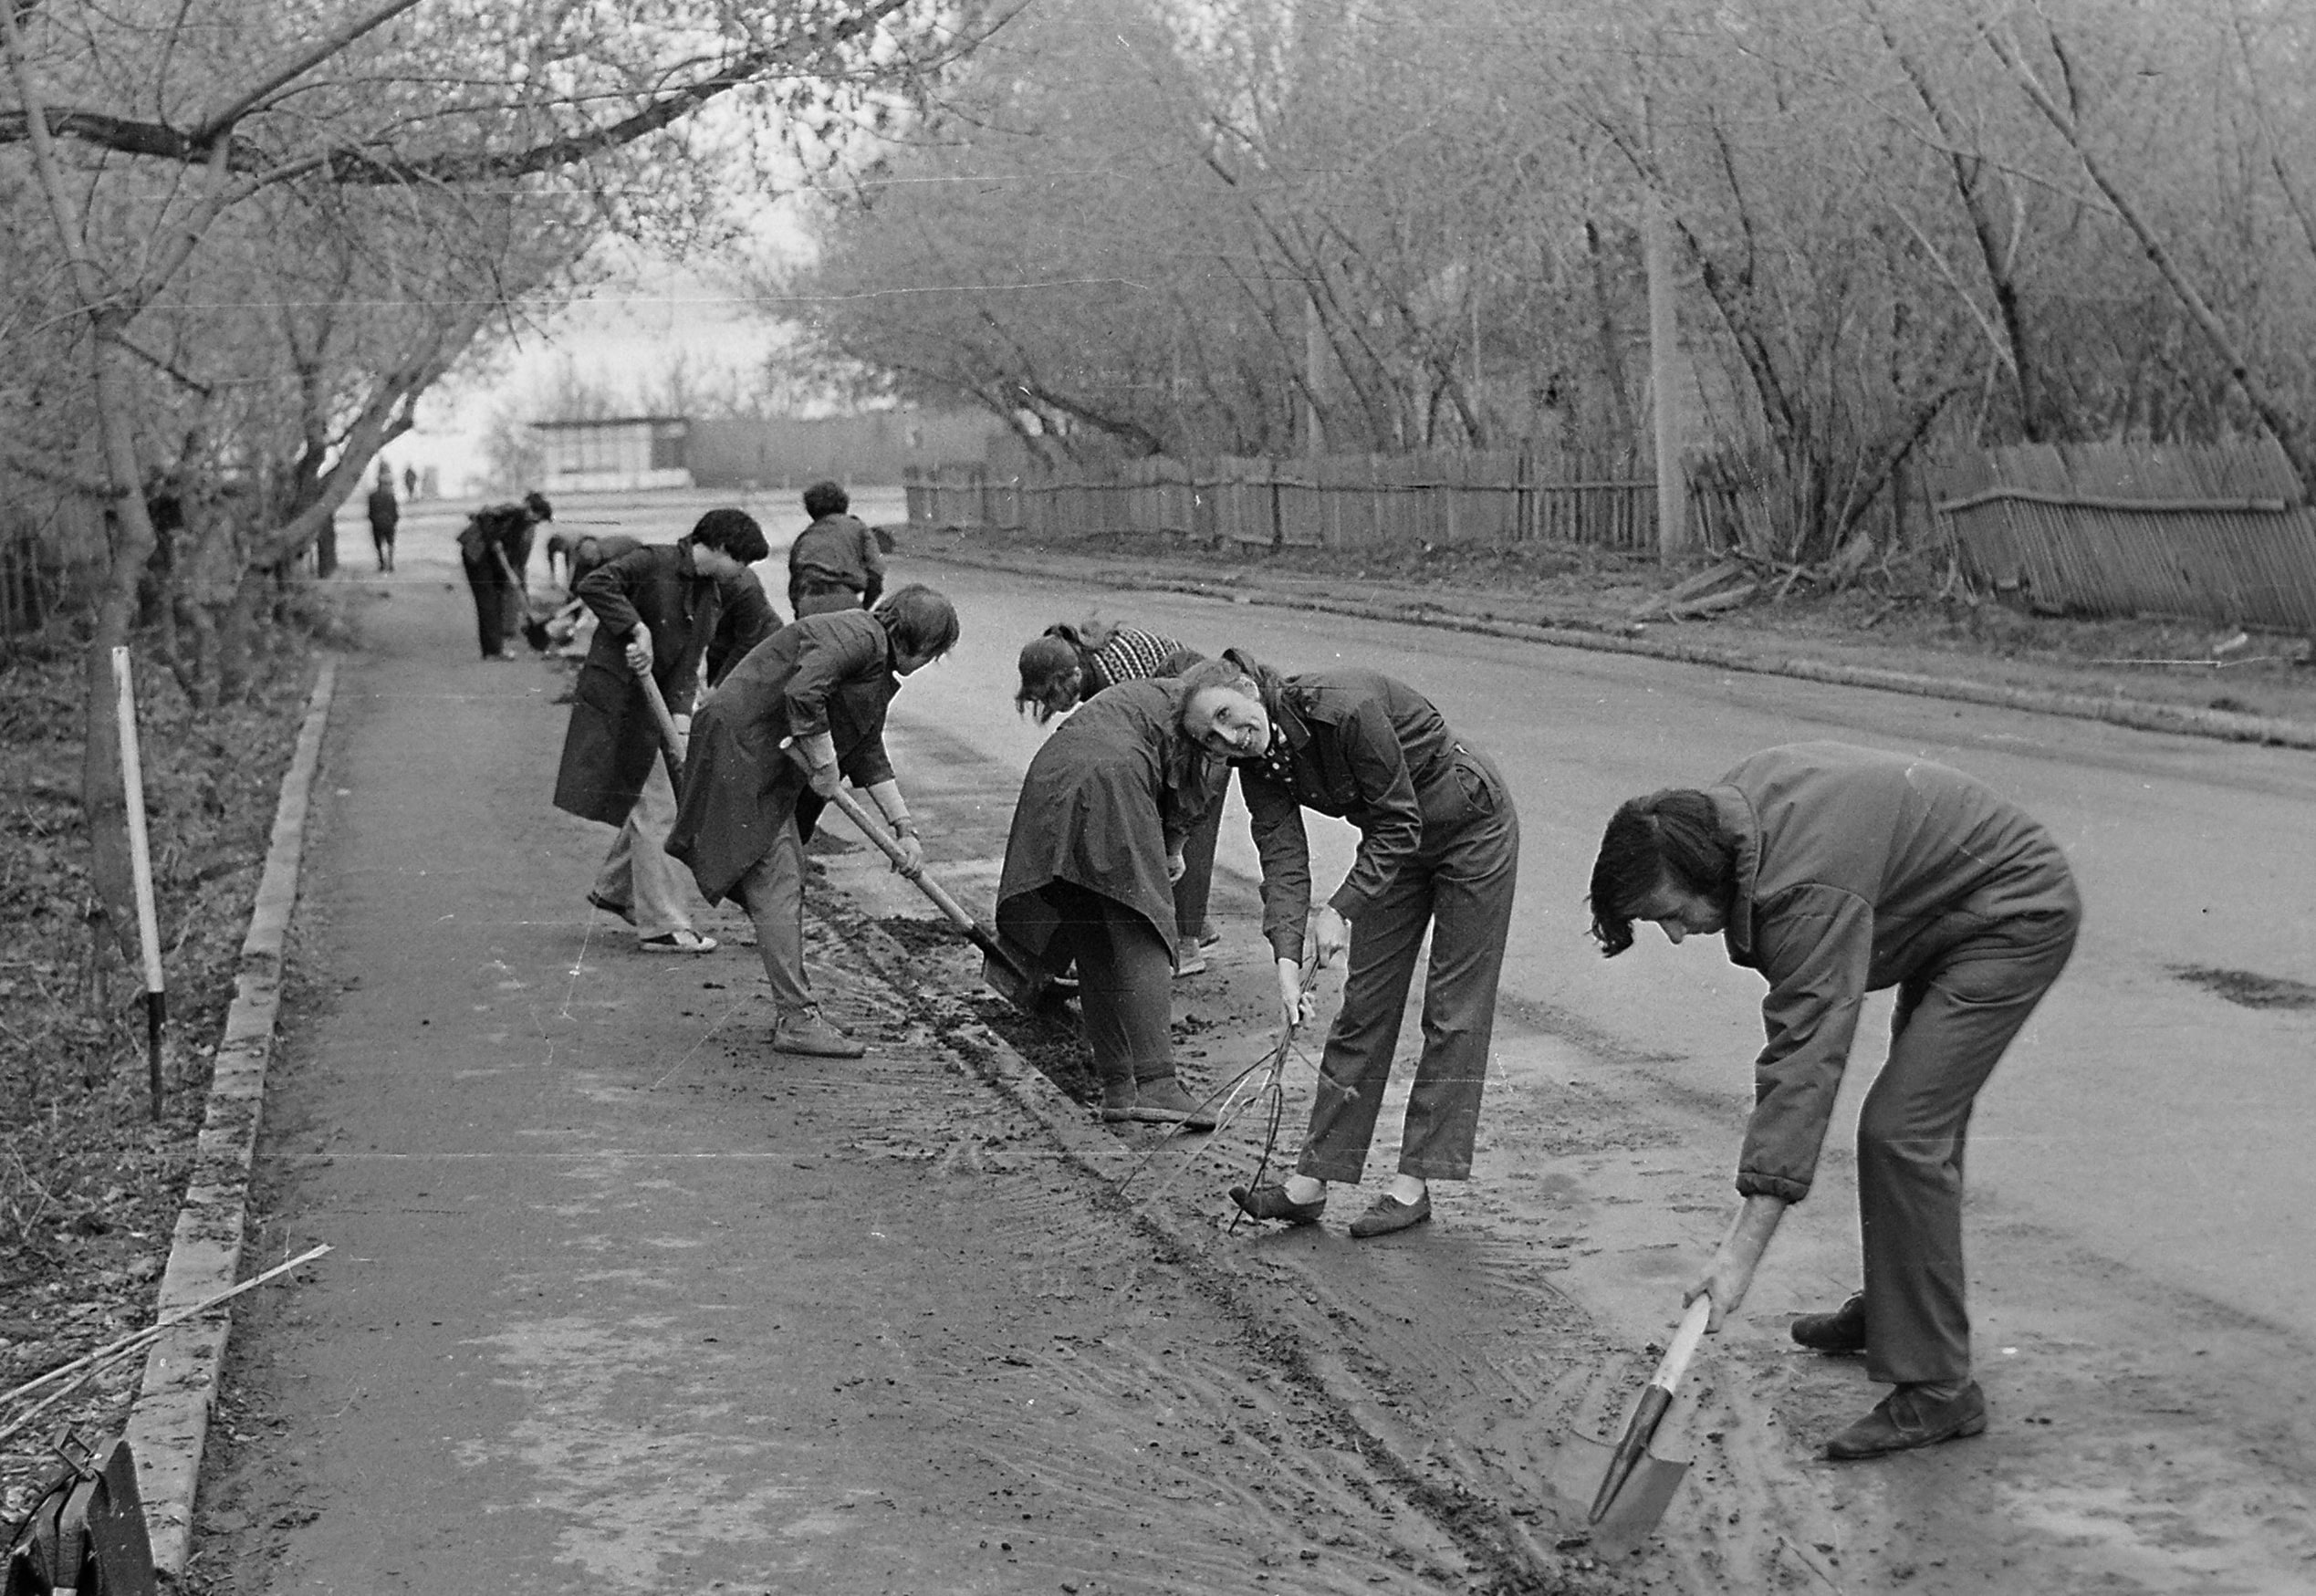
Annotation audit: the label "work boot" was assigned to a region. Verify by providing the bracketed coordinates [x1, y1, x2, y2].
[1099, 1080, 1138, 1123]
[1173, 935, 1209, 977]
[1790, 1291, 1868, 1354]
[1824, 1382, 1987, 1460]
[771, 1007, 865, 1059]
[1125, 1075, 1216, 1131]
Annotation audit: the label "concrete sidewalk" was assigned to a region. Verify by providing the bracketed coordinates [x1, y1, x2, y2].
[180, 568, 1521, 1593]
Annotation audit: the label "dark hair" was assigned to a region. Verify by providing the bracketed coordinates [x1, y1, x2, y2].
[803, 480, 850, 519]
[522, 490, 553, 522]
[1586, 789, 1736, 956]
[1017, 633, 1085, 724]
[688, 506, 770, 564]
[873, 583, 961, 659]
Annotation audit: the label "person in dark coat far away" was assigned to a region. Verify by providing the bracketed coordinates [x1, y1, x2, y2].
[786, 480, 887, 619]
[1180, 650, 1520, 1239]
[1015, 618, 1223, 975]
[996, 678, 1222, 1130]
[365, 464, 400, 573]
[457, 490, 552, 659]
[667, 587, 959, 1058]
[1586, 741, 2080, 1460]
[552, 508, 777, 954]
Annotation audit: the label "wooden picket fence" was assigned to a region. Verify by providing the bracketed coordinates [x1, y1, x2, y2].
[905, 448, 1674, 553]
[1931, 441, 2316, 631]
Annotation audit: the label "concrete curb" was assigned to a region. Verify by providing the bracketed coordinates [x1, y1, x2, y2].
[125, 657, 338, 1581]
[910, 541, 2316, 751]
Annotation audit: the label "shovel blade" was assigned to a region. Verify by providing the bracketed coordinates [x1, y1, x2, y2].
[1553, 1434, 1690, 1557]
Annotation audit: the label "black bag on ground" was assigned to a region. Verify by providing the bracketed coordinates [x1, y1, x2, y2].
[4, 1433, 156, 1596]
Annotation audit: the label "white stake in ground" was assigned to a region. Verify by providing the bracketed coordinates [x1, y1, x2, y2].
[112, 644, 165, 1121]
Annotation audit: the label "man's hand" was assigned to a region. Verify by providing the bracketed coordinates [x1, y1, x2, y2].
[1310, 904, 1351, 968]
[1682, 1194, 1789, 1332]
[1165, 850, 1187, 883]
[890, 830, 925, 879]
[1276, 957, 1317, 1031]
[624, 623, 653, 675]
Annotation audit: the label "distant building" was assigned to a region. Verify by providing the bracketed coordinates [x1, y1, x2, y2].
[687, 410, 1008, 490]
[530, 416, 692, 493]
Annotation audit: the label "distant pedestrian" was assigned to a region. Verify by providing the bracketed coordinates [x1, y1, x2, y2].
[668, 587, 960, 1058]
[1181, 651, 1519, 1239]
[553, 508, 779, 954]
[366, 465, 400, 573]
[787, 481, 886, 619]
[457, 490, 552, 660]
[1585, 742, 2079, 1460]
[402, 464, 418, 498]
[1016, 618, 1223, 974]
[996, 677, 1221, 1129]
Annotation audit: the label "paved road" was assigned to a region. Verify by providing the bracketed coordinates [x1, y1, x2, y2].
[203, 504, 2315, 1593]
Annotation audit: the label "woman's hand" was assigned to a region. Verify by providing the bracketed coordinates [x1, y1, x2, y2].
[1276, 957, 1316, 1031]
[1310, 905, 1351, 968]
[624, 623, 653, 675]
[1683, 1194, 1789, 1331]
[889, 829, 925, 879]
[1165, 850, 1187, 882]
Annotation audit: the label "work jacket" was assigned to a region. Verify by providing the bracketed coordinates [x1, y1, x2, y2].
[787, 514, 886, 613]
[1714, 741, 2080, 1204]
[666, 609, 905, 903]
[550, 543, 778, 827]
[996, 679, 1215, 971]
[1226, 652, 1474, 963]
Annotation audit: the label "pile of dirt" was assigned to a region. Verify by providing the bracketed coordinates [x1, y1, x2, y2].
[0, 631, 322, 1523]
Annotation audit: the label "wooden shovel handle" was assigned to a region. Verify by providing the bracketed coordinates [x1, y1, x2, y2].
[636, 671, 686, 790]
[819, 784, 985, 937]
[1652, 1294, 1714, 1397]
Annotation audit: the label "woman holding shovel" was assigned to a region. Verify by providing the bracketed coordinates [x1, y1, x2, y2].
[1015, 618, 1225, 975]
[995, 677, 1225, 1130]
[668, 587, 960, 1058]
[553, 507, 777, 954]
[1586, 741, 2080, 1458]
[1178, 651, 1519, 1238]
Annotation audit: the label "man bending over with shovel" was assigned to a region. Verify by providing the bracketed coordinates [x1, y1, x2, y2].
[553, 507, 778, 953]
[1586, 741, 2079, 1458]
[668, 588, 960, 1058]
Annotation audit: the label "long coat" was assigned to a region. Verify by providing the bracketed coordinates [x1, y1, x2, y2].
[550, 543, 778, 827]
[666, 609, 904, 904]
[996, 679, 1213, 973]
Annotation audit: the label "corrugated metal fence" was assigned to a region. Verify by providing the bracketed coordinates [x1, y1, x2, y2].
[905, 449, 1672, 553]
[1932, 441, 2316, 630]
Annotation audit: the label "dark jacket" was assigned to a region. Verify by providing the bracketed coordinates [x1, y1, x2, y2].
[457, 502, 537, 575]
[568, 534, 642, 590]
[1712, 742, 2080, 1205]
[787, 513, 886, 613]
[996, 679, 1214, 972]
[550, 543, 779, 827]
[666, 610, 906, 903]
[366, 483, 399, 533]
[1226, 652, 1471, 962]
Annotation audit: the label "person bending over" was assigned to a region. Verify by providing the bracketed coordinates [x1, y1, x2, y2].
[786, 480, 886, 619]
[668, 587, 959, 1057]
[1180, 651, 1518, 1239]
[552, 508, 779, 954]
[996, 678, 1221, 1131]
[1586, 740, 2080, 1459]
[1015, 618, 1223, 975]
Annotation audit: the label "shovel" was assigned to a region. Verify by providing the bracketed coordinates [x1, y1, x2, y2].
[636, 672, 689, 793]
[1563, 1202, 1781, 1553]
[816, 784, 1050, 1014]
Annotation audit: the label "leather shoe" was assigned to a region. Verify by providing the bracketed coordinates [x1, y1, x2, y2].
[1229, 1183, 1325, 1225]
[1125, 1076, 1217, 1131]
[771, 1008, 865, 1059]
[1348, 1191, 1432, 1238]
[1791, 1291, 1868, 1354]
[1825, 1382, 1987, 1460]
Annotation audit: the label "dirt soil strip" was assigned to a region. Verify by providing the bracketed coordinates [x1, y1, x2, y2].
[905, 537, 2316, 751]
[123, 659, 338, 1578]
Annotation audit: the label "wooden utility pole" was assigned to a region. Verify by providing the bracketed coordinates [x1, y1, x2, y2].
[1643, 186, 1690, 558]
[1303, 291, 1325, 457]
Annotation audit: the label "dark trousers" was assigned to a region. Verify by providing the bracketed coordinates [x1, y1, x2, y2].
[1298, 751, 1518, 1184]
[1861, 878, 2079, 1386]
[1038, 882, 1174, 1099]
[463, 556, 510, 657]
[370, 527, 395, 571]
[1173, 793, 1224, 941]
